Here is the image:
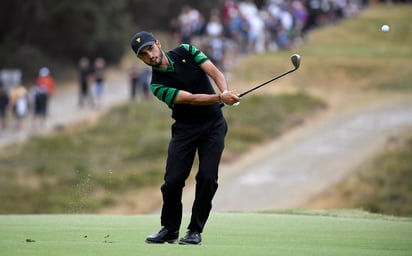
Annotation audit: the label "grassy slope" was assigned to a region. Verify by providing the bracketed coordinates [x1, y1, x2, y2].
[295, 4, 412, 216]
[1, 211, 411, 256]
[0, 93, 325, 214]
[296, 4, 412, 91]
[0, 4, 411, 215]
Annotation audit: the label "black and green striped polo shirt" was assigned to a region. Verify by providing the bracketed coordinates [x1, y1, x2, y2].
[150, 44, 222, 122]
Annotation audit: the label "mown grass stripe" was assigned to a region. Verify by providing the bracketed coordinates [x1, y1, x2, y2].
[0, 212, 410, 256]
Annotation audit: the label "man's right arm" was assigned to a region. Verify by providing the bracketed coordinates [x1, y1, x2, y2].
[150, 83, 179, 108]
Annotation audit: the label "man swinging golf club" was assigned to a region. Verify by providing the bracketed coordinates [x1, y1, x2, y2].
[130, 31, 240, 245]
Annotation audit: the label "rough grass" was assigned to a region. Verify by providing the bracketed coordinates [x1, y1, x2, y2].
[0, 93, 325, 214]
[0, 211, 411, 256]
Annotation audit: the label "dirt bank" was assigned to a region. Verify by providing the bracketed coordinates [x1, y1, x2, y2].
[181, 91, 412, 212]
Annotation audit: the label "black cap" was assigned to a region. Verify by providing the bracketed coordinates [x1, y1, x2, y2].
[130, 31, 156, 54]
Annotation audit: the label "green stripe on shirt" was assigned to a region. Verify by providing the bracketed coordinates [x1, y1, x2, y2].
[181, 44, 208, 65]
[151, 84, 179, 108]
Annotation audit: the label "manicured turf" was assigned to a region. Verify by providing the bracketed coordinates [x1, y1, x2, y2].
[1, 211, 411, 256]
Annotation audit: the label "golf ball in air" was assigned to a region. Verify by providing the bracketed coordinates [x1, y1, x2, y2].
[381, 24, 390, 32]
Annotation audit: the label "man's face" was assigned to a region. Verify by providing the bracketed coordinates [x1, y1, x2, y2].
[137, 40, 163, 68]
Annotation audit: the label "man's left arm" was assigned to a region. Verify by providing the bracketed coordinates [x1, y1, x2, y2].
[200, 60, 240, 105]
[200, 60, 228, 93]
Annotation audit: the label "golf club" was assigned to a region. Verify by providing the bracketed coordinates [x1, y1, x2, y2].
[220, 54, 301, 107]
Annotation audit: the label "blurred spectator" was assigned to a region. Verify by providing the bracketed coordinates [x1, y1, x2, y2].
[129, 66, 151, 101]
[205, 11, 225, 70]
[0, 69, 22, 92]
[132, 67, 151, 100]
[292, 0, 309, 46]
[221, 0, 240, 29]
[0, 83, 10, 130]
[178, 5, 194, 43]
[36, 67, 55, 96]
[169, 17, 181, 44]
[93, 57, 106, 109]
[129, 65, 139, 101]
[138, 68, 151, 100]
[35, 67, 55, 123]
[30, 82, 48, 128]
[168, 0, 364, 65]
[10, 84, 29, 130]
[178, 5, 205, 44]
[78, 57, 94, 108]
[207, 10, 224, 38]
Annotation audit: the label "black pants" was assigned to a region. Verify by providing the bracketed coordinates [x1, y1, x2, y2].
[160, 116, 227, 233]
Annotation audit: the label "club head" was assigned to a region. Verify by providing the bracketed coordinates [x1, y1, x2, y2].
[291, 54, 300, 69]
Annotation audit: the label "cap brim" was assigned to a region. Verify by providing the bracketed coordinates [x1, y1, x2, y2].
[136, 41, 155, 54]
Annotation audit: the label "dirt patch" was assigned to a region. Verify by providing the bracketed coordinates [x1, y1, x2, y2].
[191, 90, 412, 212]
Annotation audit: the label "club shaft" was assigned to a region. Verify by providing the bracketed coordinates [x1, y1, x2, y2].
[239, 67, 297, 97]
[219, 54, 300, 108]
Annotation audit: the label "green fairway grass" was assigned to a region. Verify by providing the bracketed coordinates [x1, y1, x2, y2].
[1, 211, 411, 256]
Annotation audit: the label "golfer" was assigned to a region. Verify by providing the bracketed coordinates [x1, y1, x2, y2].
[130, 31, 240, 245]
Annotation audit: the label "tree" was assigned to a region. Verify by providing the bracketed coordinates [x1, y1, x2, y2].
[0, 0, 131, 79]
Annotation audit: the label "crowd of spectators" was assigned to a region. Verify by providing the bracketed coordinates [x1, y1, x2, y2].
[170, 0, 366, 71]
[0, 67, 55, 132]
[0, 0, 369, 136]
